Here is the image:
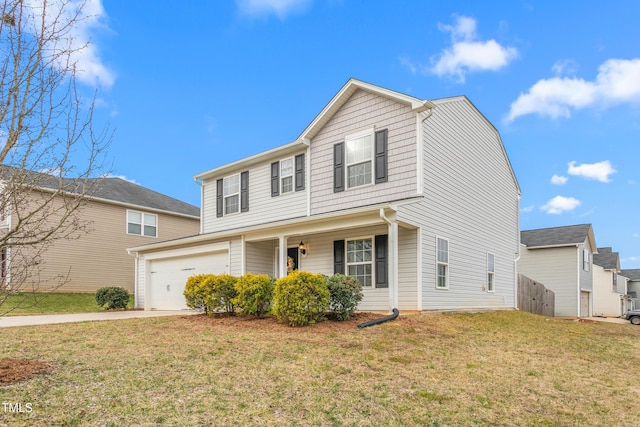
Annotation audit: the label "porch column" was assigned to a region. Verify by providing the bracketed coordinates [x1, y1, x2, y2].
[278, 235, 288, 278]
[388, 221, 399, 310]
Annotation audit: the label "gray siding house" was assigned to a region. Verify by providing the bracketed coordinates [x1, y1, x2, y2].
[518, 224, 596, 317]
[129, 79, 521, 312]
[620, 269, 640, 311]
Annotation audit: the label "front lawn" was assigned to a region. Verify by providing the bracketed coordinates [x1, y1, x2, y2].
[1, 311, 639, 426]
[0, 292, 134, 316]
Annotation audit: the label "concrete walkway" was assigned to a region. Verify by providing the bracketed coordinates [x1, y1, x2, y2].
[0, 310, 199, 328]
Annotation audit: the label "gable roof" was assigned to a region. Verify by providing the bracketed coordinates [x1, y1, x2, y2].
[621, 269, 640, 281]
[521, 224, 596, 250]
[0, 166, 199, 218]
[593, 247, 620, 270]
[298, 78, 436, 142]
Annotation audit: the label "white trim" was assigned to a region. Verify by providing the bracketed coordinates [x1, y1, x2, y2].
[417, 227, 423, 311]
[416, 112, 423, 195]
[306, 145, 311, 217]
[240, 234, 246, 275]
[435, 236, 449, 290]
[345, 235, 375, 289]
[126, 209, 158, 238]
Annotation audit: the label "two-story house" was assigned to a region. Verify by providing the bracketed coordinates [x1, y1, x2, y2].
[128, 79, 521, 312]
[518, 224, 597, 317]
[1, 168, 200, 293]
[592, 247, 632, 317]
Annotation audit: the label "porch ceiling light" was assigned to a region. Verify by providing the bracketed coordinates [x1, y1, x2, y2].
[299, 241, 307, 256]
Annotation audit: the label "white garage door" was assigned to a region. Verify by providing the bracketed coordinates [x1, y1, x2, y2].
[148, 251, 229, 310]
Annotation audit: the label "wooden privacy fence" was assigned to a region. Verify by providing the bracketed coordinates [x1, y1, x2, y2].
[518, 274, 555, 317]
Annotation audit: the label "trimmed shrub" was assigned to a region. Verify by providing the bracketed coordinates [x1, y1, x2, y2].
[95, 286, 129, 310]
[184, 274, 213, 313]
[326, 274, 363, 320]
[272, 271, 330, 327]
[204, 274, 238, 315]
[233, 273, 274, 318]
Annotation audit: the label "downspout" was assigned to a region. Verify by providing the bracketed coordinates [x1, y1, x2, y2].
[193, 177, 204, 234]
[380, 208, 398, 311]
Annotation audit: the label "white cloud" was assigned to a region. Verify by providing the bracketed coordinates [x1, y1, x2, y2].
[540, 196, 581, 214]
[236, 0, 312, 18]
[551, 59, 578, 76]
[551, 174, 568, 185]
[101, 173, 137, 184]
[521, 205, 534, 213]
[567, 160, 616, 183]
[507, 58, 640, 121]
[429, 16, 518, 83]
[23, 0, 115, 89]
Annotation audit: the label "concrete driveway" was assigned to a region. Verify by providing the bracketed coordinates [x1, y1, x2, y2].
[0, 310, 199, 328]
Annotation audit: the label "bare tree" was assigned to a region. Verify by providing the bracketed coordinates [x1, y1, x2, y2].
[0, 0, 112, 313]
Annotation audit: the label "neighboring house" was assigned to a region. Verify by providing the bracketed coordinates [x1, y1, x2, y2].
[128, 79, 521, 312]
[620, 269, 640, 311]
[592, 247, 631, 317]
[0, 170, 200, 293]
[518, 224, 596, 318]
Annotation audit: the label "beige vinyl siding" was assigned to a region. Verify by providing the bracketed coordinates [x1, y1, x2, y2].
[201, 152, 307, 234]
[245, 240, 275, 276]
[13, 195, 199, 293]
[592, 265, 620, 317]
[310, 89, 418, 215]
[518, 245, 579, 317]
[415, 97, 519, 311]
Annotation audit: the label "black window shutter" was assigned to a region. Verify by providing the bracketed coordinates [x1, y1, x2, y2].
[240, 171, 249, 212]
[295, 153, 305, 191]
[375, 234, 388, 288]
[375, 129, 388, 184]
[333, 240, 345, 274]
[333, 143, 345, 192]
[270, 161, 280, 197]
[216, 179, 223, 218]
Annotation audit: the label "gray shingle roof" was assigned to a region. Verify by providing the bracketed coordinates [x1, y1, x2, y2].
[621, 269, 640, 281]
[0, 166, 199, 217]
[593, 247, 619, 270]
[521, 224, 593, 248]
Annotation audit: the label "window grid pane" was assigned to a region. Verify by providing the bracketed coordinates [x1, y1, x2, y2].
[346, 133, 373, 188]
[225, 194, 239, 214]
[144, 225, 157, 237]
[128, 223, 141, 235]
[437, 264, 447, 288]
[281, 176, 293, 193]
[437, 238, 448, 263]
[487, 253, 495, 273]
[223, 175, 239, 196]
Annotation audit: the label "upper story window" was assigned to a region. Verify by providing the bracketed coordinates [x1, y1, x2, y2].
[127, 210, 157, 238]
[216, 171, 249, 217]
[280, 158, 294, 194]
[223, 174, 240, 215]
[346, 132, 373, 188]
[436, 237, 449, 289]
[583, 248, 590, 272]
[487, 253, 495, 292]
[334, 128, 387, 193]
[271, 154, 305, 197]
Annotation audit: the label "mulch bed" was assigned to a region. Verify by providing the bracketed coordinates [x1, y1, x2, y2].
[0, 358, 51, 386]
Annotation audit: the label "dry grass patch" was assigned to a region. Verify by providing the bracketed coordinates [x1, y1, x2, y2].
[1, 311, 640, 426]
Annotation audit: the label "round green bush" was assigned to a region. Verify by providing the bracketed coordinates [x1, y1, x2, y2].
[326, 274, 363, 320]
[272, 271, 330, 327]
[233, 273, 274, 318]
[95, 286, 129, 310]
[204, 274, 238, 315]
[184, 274, 212, 313]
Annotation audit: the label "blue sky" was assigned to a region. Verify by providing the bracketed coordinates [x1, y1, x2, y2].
[73, 0, 640, 267]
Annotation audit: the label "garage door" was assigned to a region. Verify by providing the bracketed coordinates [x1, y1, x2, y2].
[148, 251, 229, 310]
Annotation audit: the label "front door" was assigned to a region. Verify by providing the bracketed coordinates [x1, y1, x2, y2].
[287, 247, 299, 273]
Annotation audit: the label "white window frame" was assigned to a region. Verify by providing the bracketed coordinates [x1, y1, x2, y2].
[345, 129, 374, 189]
[583, 248, 590, 272]
[127, 210, 158, 238]
[346, 236, 374, 288]
[280, 157, 294, 194]
[487, 252, 495, 292]
[436, 237, 449, 290]
[223, 174, 240, 215]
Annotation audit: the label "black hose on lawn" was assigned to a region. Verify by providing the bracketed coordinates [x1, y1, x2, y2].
[357, 308, 400, 328]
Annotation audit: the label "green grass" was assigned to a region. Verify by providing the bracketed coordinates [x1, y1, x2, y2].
[1, 310, 640, 426]
[0, 292, 134, 316]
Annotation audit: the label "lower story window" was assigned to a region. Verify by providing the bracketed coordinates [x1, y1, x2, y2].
[487, 253, 495, 292]
[346, 238, 372, 287]
[436, 237, 449, 289]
